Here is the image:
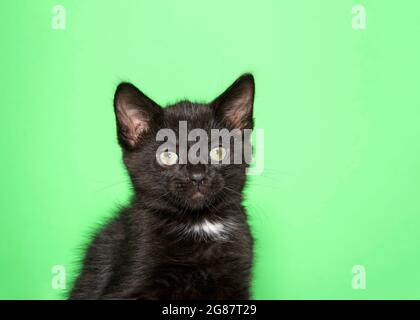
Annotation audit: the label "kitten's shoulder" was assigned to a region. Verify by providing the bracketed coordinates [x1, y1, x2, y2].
[90, 207, 131, 243]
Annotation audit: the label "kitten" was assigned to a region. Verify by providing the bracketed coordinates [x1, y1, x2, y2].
[69, 74, 255, 299]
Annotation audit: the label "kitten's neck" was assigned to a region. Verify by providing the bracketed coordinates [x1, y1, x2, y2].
[131, 190, 243, 215]
[130, 192, 246, 241]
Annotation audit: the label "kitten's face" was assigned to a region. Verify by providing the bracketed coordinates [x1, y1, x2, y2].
[113, 74, 254, 212]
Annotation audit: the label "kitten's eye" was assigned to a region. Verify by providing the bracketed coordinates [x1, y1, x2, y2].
[209, 147, 227, 162]
[159, 151, 178, 166]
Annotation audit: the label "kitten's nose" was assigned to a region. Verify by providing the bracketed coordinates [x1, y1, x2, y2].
[188, 164, 207, 185]
[190, 173, 205, 184]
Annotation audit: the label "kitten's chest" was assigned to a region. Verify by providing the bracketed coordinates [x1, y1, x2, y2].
[130, 217, 252, 299]
[151, 218, 250, 268]
[162, 236, 230, 264]
[141, 240, 246, 299]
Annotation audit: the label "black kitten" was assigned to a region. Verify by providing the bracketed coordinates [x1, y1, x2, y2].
[70, 74, 255, 299]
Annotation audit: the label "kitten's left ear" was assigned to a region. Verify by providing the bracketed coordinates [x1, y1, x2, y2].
[212, 73, 255, 130]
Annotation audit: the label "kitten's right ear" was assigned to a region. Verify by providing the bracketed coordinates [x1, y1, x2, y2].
[113, 83, 162, 150]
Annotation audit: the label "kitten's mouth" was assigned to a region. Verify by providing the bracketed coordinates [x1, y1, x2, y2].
[191, 191, 204, 200]
[188, 186, 208, 208]
[192, 183, 208, 197]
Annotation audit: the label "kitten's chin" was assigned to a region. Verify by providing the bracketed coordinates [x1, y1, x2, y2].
[186, 193, 207, 210]
[191, 191, 205, 200]
[180, 189, 216, 210]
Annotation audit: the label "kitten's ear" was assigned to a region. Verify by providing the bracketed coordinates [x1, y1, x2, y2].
[212, 73, 255, 130]
[114, 82, 162, 149]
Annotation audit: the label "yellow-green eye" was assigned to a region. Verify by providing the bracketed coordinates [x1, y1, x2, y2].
[159, 151, 178, 166]
[209, 147, 227, 162]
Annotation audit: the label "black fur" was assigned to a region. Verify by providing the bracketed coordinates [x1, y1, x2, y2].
[70, 74, 255, 299]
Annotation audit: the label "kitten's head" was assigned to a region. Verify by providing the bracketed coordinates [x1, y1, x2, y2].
[113, 74, 254, 213]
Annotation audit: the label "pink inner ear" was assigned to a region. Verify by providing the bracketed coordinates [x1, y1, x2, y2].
[117, 102, 151, 147]
[224, 92, 252, 129]
[126, 107, 148, 128]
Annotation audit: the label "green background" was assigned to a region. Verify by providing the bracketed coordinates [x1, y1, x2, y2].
[1, 0, 420, 299]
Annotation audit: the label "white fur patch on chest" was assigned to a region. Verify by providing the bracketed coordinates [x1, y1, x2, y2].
[192, 219, 225, 236]
[181, 219, 234, 240]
